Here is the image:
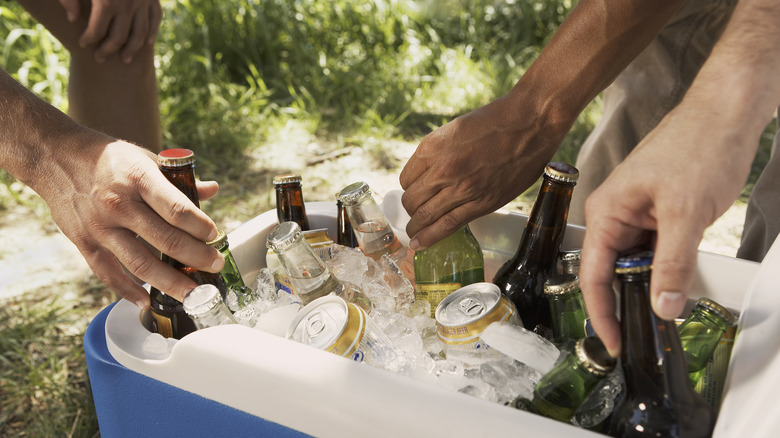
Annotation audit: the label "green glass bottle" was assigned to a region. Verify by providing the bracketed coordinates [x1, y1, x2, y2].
[414, 225, 485, 317]
[492, 162, 578, 332]
[678, 297, 736, 385]
[208, 229, 256, 308]
[608, 250, 715, 438]
[544, 274, 588, 348]
[514, 336, 616, 423]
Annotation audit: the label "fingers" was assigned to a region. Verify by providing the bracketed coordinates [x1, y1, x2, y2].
[58, 0, 81, 23]
[196, 180, 220, 202]
[147, 1, 162, 45]
[650, 214, 703, 320]
[77, 0, 161, 63]
[119, 9, 150, 64]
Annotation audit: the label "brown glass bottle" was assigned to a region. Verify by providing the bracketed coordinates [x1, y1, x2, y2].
[149, 148, 222, 340]
[274, 174, 310, 231]
[336, 198, 359, 248]
[608, 251, 715, 438]
[492, 162, 578, 332]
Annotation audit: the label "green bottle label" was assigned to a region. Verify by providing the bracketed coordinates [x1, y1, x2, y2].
[417, 282, 462, 317]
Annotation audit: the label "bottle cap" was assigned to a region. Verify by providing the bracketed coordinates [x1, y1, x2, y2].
[614, 250, 654, 274]
[207, 230, 228, 251]
[337, 181, 370, 206]
[183, 284, 222, 317]
[273, 174, 303, 185]
[544, 274, 580, 296]
[544, 162, 579, 184]
[576, 336, 616, 376]
[696, 297, 737, 325]
[157, 148, 195, 167]
[267, 221, 303, 252]
[559, 248, 582, 263]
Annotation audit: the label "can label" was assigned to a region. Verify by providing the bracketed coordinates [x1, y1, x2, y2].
[417, 282, 461, 318]
[151, 312, 173, 339]
[435, 283, 521, 351]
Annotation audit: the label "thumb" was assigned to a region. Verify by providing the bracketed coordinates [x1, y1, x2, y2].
[57, 0, 81, 22]
[650, 217, 704, 320]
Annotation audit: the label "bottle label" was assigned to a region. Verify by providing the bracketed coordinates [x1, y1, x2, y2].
[417, 282, 461, 317]
[151, 312, 174, 339]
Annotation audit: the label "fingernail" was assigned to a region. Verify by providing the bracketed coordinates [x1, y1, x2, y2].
[654, 291, 686, 320]
[409, 238, 420, 251]
[207, 227, 219, 242]
[135, 299, 149, 310]
[210, 254, 225, 272]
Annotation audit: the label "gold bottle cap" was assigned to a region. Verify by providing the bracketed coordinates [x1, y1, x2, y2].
[576, 336, 616, 376]
[544, 274, 580, 296]
[157, 148, 195, 167]
[696, 297, 737, 325]
[267, 221, 303, 252]
[207, 229, 228, 251]
[337, 181, 370, 206]
[544, 162, 579, 184]
[273, 174, 303, 185]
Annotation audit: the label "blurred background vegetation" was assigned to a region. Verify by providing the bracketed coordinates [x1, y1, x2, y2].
[0, 0, 773, 436]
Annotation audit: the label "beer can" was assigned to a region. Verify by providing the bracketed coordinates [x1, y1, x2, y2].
[286, 295, 392, 364]
[435, 282, 521, 351]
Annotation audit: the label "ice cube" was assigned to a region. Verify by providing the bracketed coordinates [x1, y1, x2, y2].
[254, 303, 301, 337]
[480, 322, 561, 374]
[142, 333, 172, 360]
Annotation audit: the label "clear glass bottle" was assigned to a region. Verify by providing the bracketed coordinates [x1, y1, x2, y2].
[182, 284, 237, 330]
[267, 221, 369, 310]
[514, 336, 616, 423]
[544, 274, 588, 348]
[414, 225, 484, 317]
[337, 181, 415, 284]
[274, 173, 310, 231]
[608, 250, 715, 438]
[678, 297, 737, 385]
[493, 162, 578, 332]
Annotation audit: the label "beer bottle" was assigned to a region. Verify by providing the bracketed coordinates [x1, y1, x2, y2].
[514, 336, 616, 423]
[544, 274, 588, 348]
[267, 221, 370, 310]
[183, 284, 237, 330]
[209, 229, 256, 308]
[336, 181, 415, 284]
[336, 198, 359, 248]
[149, 148, 221, 339]
[414, 225, 485, 317]
[274, 174, 310, 231]
[608, 250, 715, 438]
[678, 297, 736, 384]
[493, 162, 578, 332]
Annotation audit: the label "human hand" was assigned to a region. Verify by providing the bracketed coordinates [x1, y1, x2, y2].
[37, 130, 223, 309]
[399, 96, 563, 250]
[579, 108, 758, 357]
[59, 0, 162, 63]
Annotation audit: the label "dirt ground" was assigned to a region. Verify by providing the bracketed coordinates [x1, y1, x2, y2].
[0, 141, 748, 301]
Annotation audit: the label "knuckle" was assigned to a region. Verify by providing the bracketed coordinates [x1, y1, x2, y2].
[124, 252, 157, 280]
[440, 213, 462, 234]
[158, 228, 187, 256]
[166, 198, 191, 225]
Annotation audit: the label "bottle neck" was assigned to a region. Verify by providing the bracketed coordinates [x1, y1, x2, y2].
[218, 245, 248, 289]
[160, 164, 200, 208]
[343, 194, 401, 257]
[273, 236, 332, 292]
[513, 177, 574, 268]
[190, 302, 237, 329]
[276, 183, 309, 230]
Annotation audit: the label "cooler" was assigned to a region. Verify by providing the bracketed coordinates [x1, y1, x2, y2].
[84, 201, 776, 437]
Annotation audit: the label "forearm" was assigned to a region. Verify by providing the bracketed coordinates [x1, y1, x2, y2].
[507, 0, 686, 131]
[0, 68, 110, 198]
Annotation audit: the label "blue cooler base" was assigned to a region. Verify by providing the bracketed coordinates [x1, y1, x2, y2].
[84, 303, 310, 438]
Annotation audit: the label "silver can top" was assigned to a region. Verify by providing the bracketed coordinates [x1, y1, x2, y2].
[286, 295, 349, 349]
[435, 282, 502, 327]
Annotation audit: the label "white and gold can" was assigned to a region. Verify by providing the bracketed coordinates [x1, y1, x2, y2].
[435, 282, 521, 351]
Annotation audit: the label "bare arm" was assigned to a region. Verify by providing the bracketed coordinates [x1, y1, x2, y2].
[579, 0, 780, 356]
[0, 69, 223, 308]
[399, 0, 686, 250]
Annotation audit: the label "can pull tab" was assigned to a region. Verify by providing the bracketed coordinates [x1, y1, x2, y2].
[306, 314, 326, 336]
[459, 294, 485, 317]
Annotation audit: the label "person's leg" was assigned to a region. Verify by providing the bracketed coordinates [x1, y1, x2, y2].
[568, 0, 737, 226]
[736, 117, 780, 262]
[17, 0, 162, 152]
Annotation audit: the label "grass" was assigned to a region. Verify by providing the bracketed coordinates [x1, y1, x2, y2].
[0, 0, 774, 436]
